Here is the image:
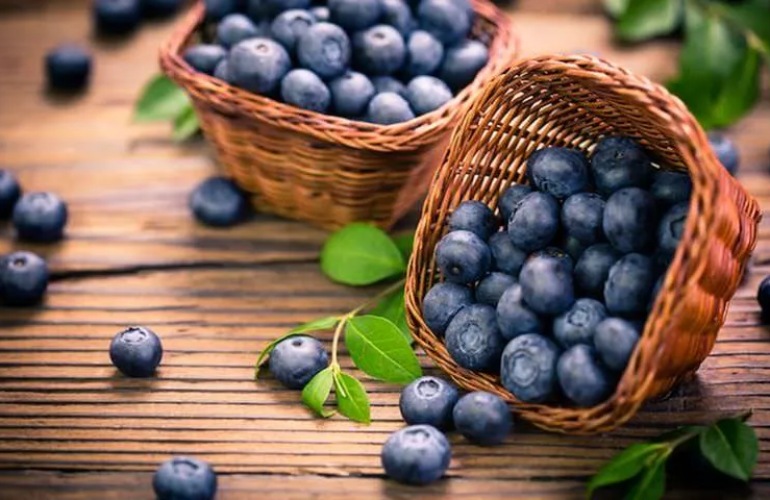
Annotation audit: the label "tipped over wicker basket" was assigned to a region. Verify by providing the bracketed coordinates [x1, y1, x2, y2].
[159, 1, 517, 230]
[404, 55, 761, 434]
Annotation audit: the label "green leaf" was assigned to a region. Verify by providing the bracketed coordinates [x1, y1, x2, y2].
[344, 315, 422, 384]
[302, 367, 335, 418]
[719, 0, 770, 56]
[134, 74, 191, 123]
[173, 104, 200, 141]
[320, 223, 406, 286]
[617, 0, 682, 42]
[254, 317, 339, 379]
[699, 419, 758, 481]
[587, 443, 667, 496]
[333, 371, 371, 423]
[370, 288, 412, 343]
[604, 0, 631, 18]
[710, 46, 762, 127]
[392, 233, 415, 260]
[624, 456, 667, 500]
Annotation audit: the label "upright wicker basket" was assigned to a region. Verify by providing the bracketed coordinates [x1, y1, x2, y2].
[405, 55, 761, 434]
[159, 1, 518, 230]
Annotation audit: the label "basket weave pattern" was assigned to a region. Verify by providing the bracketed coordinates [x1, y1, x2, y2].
[405, 55, 761, 434]
[160, 1, 518, 229]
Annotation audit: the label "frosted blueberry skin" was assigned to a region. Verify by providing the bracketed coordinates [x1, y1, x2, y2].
[399, 376, 460, 429]
[496, 283, 543, 341]
[439, 39, 489, 91]
[270, 9, 316, 53]
[508, 192, 560, 252]
[353, 25, 407, 76]
[452, 391, 512, 446]
[0, 251, 49, 307]
[708, 132, 739, 176]
[602, 187, 658, 253]
[657, 202, 689, 257]
[557, 345, 613, 407]
[574, 243, 621, 299]
[93, 0, 141, 35]
[422, 282, 473, 335]
[217, 14, 260, 48]
[604, 253, 656, 318]
[405, 76, 453, 115]
[527, 147, 590, 199]
[0, 169, 21, 218]
[590, 136, 653, 195]
[229, 38, 292, 93]
[562, 235, 588, 263]
[650, 169, 692, 206]
[153, 456, 217, 500]
[448, 200, 498, 240]
[214, 59, 231, 82]
[758, 276, 770, 320]
[594, 317, 640, 371]
[371, 76, 407, 97]
[109, 326, 163, 378]
[45, 45, 92, 91]
[445, 304, 504, 372]
[500, 333, 560, 403]
[553, 298, 607, 348]
[405, 30, 444, 77]
[329, 0, 382, 32]
[365, 92, 415, 124]
[280, 69, 332, 113]
[329, 71, 376, 117]
[418, 0, 471, 45]
[189, 177, 249, 227]
[262, 0, 312, 16]
[435, 230, 491, 284]
[476, 272, 517, 307]
[204, 0, 240, 21]
[184, 44, 228, 75]
[519, 251, 575, 316]
[310, 6, 330, 22]
[13, 192, 69, 242]
[498, 184, 532, 223]
[489, 232, 527, 276]
[268, 335, 329, 389]
[297, 23, 351, 80]
[381, 425, 451, 485]
[381, 0, 416, 36]
[562, 193, 605, 245]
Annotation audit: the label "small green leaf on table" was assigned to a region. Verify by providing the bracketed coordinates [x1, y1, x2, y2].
[616, 0, 683, 42]
[134, 74, 191, 122]
[370, 288, 411, 343]
[624, 455, 667, 500]
[173, 105, 200, 141]
[699, 418, 758, 481]
[302, 367, 335, 418]
[333, 371, 371, 424]
[344, 315, 422, 384]
[254, 316, 339, 379]
[320, 223, 406, 286]
[587, 443, 667, 496]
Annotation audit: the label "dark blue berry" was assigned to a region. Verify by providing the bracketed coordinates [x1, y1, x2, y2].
[405, 30, 444, 77]
[153, 456, 217, 500]
[500, 333, 559, 403]
[270, 9, 315, 53]
[476, 272, 517, 307]
[418, 0, 471, 45]
[527, 147, 590, 199]
[604, 253, 656, 317]
[422, 281, 473, 335]
[310, 6, 329, 22]
[381, 0, 416, 35]
[553, 298, 606, 348]
[371, 76, 407, 97]
[508, 192, 560, 252]
[45, 45, 92, 91]
[214, 59, 231, 82]
[496, 282, 542, 341]
[650, 169, 692, 206]
[562, 236, 588, 262]
[603, 187, 657, 253]
[230, 38, 291, 93]
[519, 251, 575, 316]
[406, 75, 453, 115]
[204, 0, 240, 21]
[184, 44, 228, 75]
[329, 0, 382, 31]
[268, 335, 329, 389]
[93, 0, 141, 35]
[498, 184, 532, 223]
[13, 192, 68, 242]
[562, 193, 605, 245]
[758, 276, 770, 319]
[329, 71, 376, 117]
[574, 243, 620, 298]
[708, 132, 739, 176]
[448, 200, 497, 240]
[590, 136, 653, 195]
[657, 202, 688, 257]
[141, 0, 183, 17]
[281, 69, 331, 112]
[593, 317, 640, 371]
[189, 177, 249, 227]
[488, 232, 526, 276]
[381, 425, 451, 485]
[452, 391, 512, 445]
[439, 39, 488, 91]
[365, 92, 415, 124]
[557, 345, 612, 407]
[445, 304, 504, 371]
[435, 230, 491, 284]
[264, 0, 311, 16]
[0, 252, 49, 306]
[297, 23, 351, 79]
[109, 326, 163, 377]
[0, 170, 21, 218]
[399, 376, 460, 429]
[217, 14, 259, 48]
[353, 25, 407, 76]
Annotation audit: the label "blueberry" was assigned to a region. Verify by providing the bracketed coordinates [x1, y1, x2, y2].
[553, 298, 607, 348]
[439, 40, 488, 91]
[297, 23, 351, 79]
[0, 252, 49, 307]
[371, 76, 407, 97]
[109, 326, 163, 377]
[153, 456, 217, 500]
[399, 376, 460, 429]
[498, 184, 532, 223]
[532, 246, 574, 270]
[557, 345, 612, 407]
[365, 92, 415, 124]
[381, 425, 451, 485]
[406, 75, 453, 115]
[13, 192, 68, 242]
[594, 317, 640, 371]
[422, 282, 473, 335]
[488, 232, 526, 276]
[189, 177, 248, 227]
[204, 0, 240, 21]
[590, 136, 653, 195]
[496, 283, 543, 341]
[263, 0, 311, 16]
[448, 200, 497, 240]
[230, 38, 291, 93]
[527, 147, 589, 199]
[500, 333, 559, 403]
[270, 9, 315, 53]
[602, 187, 657, 253]
[310, 6, 329, 22]
[435, 230, 491, 284]
[280, 69, 331, 112]
[405, 30, 444, 77]
[329, 0, 382, 31]
[268, 335, 329, 389]
[562, 236, 588, 263]
[657, 202, 688, 257]
[381, 0, 416, 36]
[758, 276, 770, 319]
[445, 304, 504, 371]
[93, 0, 141, 34]
[476, 272, 517, 307]
[217, 14, 259, 48]
[0, 170, 21, 218]
[507, 192, 560, 252]
[562, 193, 605, 245]
[184, 44, 228, 75]
[45, 45, 92, 91]
[708, 132, 739, 176]
[141, 0, 183, 17]
[519, 251, 575, 316]
[329, 71, 375, 117]
[353, 25, 406, 77]
[650, 169, 692, 206]
[452, 391, 512, 445]
[418, 0, 471, 45]
[574, 243, 621, 298]
[214, 59, 231, 82]
[604, 253, 656, 317]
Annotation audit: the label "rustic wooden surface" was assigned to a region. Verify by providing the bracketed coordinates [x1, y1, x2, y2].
[0, 1, 769, 498]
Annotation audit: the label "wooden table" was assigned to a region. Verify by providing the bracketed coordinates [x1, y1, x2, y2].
[1, 1, 769, 498]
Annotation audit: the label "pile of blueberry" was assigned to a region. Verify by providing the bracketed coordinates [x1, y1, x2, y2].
[422, 133, 740, 408]
[187, 0, 490, 124]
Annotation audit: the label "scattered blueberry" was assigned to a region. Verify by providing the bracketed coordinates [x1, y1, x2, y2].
[406, 75, 453, 115]
[0, 170, 21, 218]
[109, 326, 163, 377]
[508, 191, 560, 252]
[439, 40, 488, 91]
[0, 252, 49, 306]
[329, 71, 376, 117]
[498, 184, 532, 223]
[593, 317, 640, 371]
[184, 44, 228, 75]
[353, 25, 406, 76]
[366, 92, 415, 124]
[708, 132, 739, 176]
[280, 69, 331, 112]
[590, 136, 653, 195]
[475, 272, 517, 307]
[93, 0, 142, 35]
[557, 345, 613, 407]
[488, 232, 526, 276]
[399, 376, 460, 429]
[329, 0, 382, 32]
[381, 0, 416, 35]
[405, 30, 444, 77]
[496, 282, 543, 341]
[435, 230, 491, 284]
[310, 6, 330, 22]
[553, 298, 607, 348]
[297, 23, 351, 79]
[657, 202, 688, 257]
[445, 304, 504, 371]
[604, 253, 656, 317]
[758, 276, 770, 319]
[527, 147, 590, 199]
[204, 0, 240, 21]
[270, 9, 316, 53]
[574, 243, 621, 298]
[268, 335, 329, 389]
[230, 38, 292, 93]
[448, 200, 497, 240]
[602, 187, 657, 253]
[381, 425, 451, 485]
[153, 456, 217, 500]
[519, 250, 575, 315]
[500, 333, 560, 403]
[452, 391, 512, 445]
[562, 193, 605, 245]
[45, 45, 92, 91]
[217, 14, 260, 48]
[650, 169, 692, 206]
[141, 0, 183, 18]
[418, 0, 471, 45]
[422, 281, 473, 335]
[189, 177, 249, 227]
[371, 76, 407, 97]
[13, 192, 68, 242]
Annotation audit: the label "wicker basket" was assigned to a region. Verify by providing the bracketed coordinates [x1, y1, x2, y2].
[404, 55, 761, 434]
[159, 1, 517, 230]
